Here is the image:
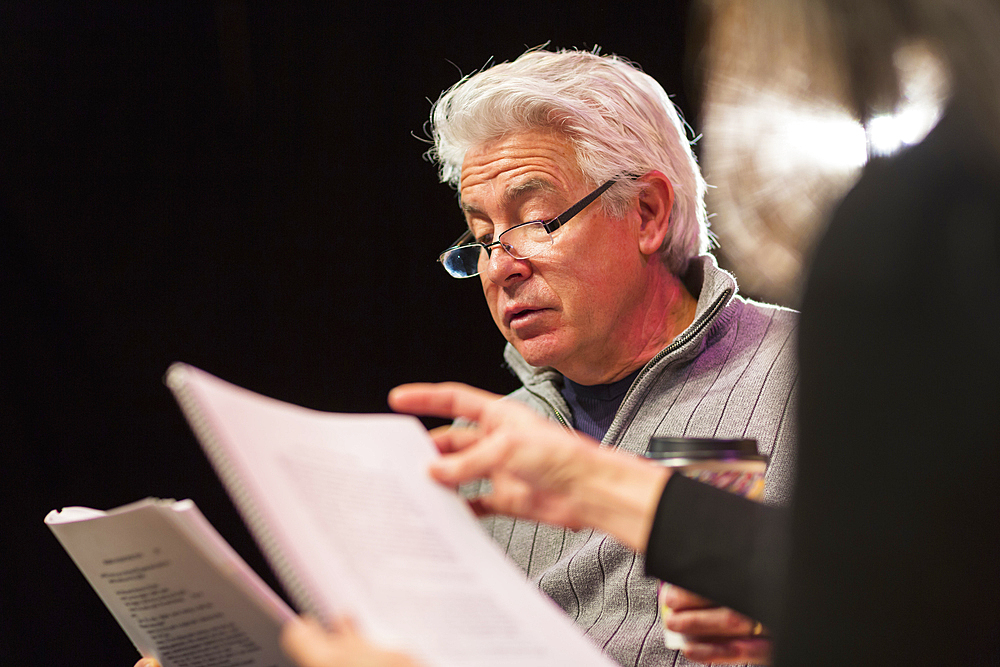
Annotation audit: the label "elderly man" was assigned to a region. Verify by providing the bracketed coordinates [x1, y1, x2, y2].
[134, 49, 797, 667]
[426, 49, 797, 667]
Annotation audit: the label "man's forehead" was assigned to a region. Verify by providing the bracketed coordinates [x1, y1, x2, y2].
[458, 129, 583, 209]
[459, 177, 559, 214]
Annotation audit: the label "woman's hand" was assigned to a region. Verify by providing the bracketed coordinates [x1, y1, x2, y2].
[661, 585, 772, 664]
[389, 381, 670, 553]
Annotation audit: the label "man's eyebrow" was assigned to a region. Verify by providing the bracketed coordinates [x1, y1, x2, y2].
[502, 177, 558, 205]
[460, 178, 559, 216]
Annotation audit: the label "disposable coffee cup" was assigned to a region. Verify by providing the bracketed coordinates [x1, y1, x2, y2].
[644, 436, 768, 650]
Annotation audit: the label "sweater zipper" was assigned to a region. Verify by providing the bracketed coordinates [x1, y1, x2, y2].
[616, 287, 733, 421]
[525, 386, 573, 429]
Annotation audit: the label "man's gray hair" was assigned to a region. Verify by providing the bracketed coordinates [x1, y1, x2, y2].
[428, 48, 710, 276]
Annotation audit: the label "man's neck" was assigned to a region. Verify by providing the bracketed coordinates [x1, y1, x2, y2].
[561, 270, 698, 385]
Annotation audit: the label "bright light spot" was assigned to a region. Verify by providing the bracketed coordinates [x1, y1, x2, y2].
[776, 103, 869, 172]
[866, 44, 949, 157]
[866, 97, 944, 156]
[716, 88, 869, 176]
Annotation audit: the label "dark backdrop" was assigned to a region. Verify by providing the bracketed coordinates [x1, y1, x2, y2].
[1, 2, 695, 663]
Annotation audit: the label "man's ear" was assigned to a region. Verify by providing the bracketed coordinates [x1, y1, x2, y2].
[635, 171, 674, 256]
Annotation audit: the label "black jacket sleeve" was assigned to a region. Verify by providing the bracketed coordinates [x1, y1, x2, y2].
[644, 473, 789, 628]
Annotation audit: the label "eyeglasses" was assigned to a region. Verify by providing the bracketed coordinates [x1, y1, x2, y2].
[438, 178, 617, 279]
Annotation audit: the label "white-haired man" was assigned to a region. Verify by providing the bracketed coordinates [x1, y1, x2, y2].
[133, 48, 797, 667]
[428, 49, 797, 667]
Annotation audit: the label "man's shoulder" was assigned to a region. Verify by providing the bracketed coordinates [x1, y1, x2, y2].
[696, 295, 799, 380]
[725, 295, 800, 337]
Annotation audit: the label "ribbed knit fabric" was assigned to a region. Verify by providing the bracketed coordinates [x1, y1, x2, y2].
[561, 369, 641, 442]
[470, 254, 799, 667]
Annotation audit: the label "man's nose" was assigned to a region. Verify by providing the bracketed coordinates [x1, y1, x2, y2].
[484, 245, 531, 286]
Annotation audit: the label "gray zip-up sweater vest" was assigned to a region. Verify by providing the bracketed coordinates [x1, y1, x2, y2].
[474, 255, 798, 667]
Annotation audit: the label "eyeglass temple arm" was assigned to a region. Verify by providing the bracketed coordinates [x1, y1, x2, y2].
[543, 179, 618, 233]
[443, 176, 622, 249]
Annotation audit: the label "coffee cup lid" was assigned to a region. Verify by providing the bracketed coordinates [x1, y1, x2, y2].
[645, 436, 766, 462]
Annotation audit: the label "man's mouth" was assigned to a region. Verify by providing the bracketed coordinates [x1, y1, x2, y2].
[506, 307, 545, 328]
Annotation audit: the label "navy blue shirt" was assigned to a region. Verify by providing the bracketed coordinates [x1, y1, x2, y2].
[560, 369, 641, 441]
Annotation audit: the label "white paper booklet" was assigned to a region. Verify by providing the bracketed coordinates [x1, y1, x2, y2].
[45, 498, 296, 667]
[49, 362, 617, 667]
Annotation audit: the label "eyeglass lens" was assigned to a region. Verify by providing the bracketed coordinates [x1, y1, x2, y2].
[441, 222, 552, 278]
[439, 178, 617, 278]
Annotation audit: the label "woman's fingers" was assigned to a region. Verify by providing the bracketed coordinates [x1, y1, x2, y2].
[388, 382, 502, 423]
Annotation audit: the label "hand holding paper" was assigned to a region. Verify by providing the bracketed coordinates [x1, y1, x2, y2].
[50, 365, 620, 667]
[388, 381, 671, 554]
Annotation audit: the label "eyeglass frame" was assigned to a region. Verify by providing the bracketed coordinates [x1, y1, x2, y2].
[437, 177, 618, 278]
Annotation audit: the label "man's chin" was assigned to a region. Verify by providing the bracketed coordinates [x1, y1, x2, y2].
[510, 337, 566, 370]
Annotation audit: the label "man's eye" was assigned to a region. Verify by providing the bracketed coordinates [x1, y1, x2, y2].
[476, 234, 493, 245]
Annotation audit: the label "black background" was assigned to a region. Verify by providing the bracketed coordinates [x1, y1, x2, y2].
[1, 2, 698, 663]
